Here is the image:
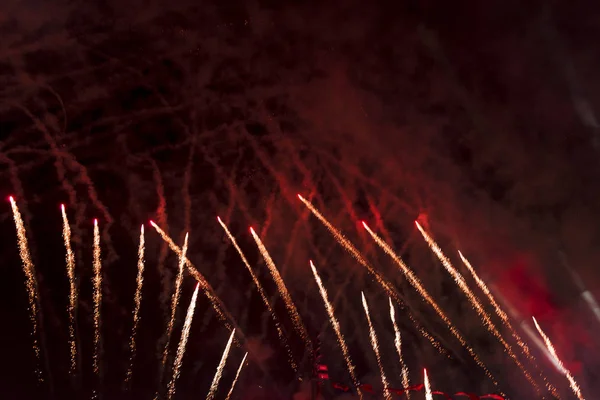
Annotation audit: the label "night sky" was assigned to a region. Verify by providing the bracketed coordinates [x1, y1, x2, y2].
[1, 0, 600, 399]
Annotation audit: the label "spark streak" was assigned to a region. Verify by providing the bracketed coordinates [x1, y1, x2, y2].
[93, 219, 103, 377]
[250, 227, 312, 355]
[224, 352, 248, 400]
[161, 233, 189, 371]
[415, 222, 538, 393]
[167, 284, 200, 400]
[61, 204, 78, 375]
[297, 195, 448, 358]
[10, 196, 43, 381]
[389, 298, 410, 398]
[361, 292, 391, 400]
[459, 251, 558, 397]
[310, 260, 363, 400]
[206, 329, 236, 400]
[361, 221, 497, 386]
[217, 217, 297, 372]
[424, 369, 433, 400]
[126, 225, 145, 384]
[532, 317, 585, 400]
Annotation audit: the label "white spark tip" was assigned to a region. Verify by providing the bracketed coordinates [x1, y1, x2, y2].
[217, 216, 222, 223]
[94, 218, 98, 226]
[249, 226, 255, 234]
[61, 204, 65, 211]
[8, 195, 14, 202]
[361, 221, 368, 229]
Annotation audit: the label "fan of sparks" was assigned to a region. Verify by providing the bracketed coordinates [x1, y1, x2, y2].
[7, 195, 587, 400]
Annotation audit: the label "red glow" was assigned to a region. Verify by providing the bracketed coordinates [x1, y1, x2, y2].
[8, 195, 14, 202]
[149, 220, 155, 225]
[249, 226, 255, 234]
[361, 221, 368, 228]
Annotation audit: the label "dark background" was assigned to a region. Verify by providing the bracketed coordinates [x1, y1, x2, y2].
[1, 0, 599, 398]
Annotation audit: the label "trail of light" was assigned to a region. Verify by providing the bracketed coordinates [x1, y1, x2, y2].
[297, 195, 448, 358]
[61, 204, 78, 376]
[389, 298, 410, 398]
[310, 261, 363, 400]
[217, 217, 298, 372]
[167, 284, 200, 400]
[360, 220, 497, 386]
[250, 227, 312, 355]
[459, 251, 559, 397]
[150, 222, 230, 325]
[361, 292, 391, 400]
[93, 219, 103, 377]
[424, 369, 433, 400]
[532, 317, 585, 400]
[415, 222, 537, 392]
[224, 352, 248, 400]
[207, 329, 236, 400]
[161, 233, 189, 370]
[10, 196, 43, 382]
[126, 225, 146, 384]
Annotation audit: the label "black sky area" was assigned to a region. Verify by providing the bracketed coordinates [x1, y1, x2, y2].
[1, 0, 600, 399]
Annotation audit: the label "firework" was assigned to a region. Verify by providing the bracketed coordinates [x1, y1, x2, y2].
[126, 225, 146, 384]
[310, 260, 363, 400]
[532, 317, 585, 400]
[360, 221, 497, 386]
[161, 233, 189, 372]
[415, 222, 539, 393]
[459, 251, 559, 397]
[217, 217, 298, 372]
[361, 292, 391, 400]
[92, 219, 103, 377]
[224, 352, 248, 400]
[167, 284, 200, 400]
[297, 195, 448, 358]
[61, 204, 78, 376]
[250, 227, 312, 355]
[424, 369, 433, 400]
[9, 196, 43, 381]
[389, 298, 410, 398]
[207, 329, 236, 400]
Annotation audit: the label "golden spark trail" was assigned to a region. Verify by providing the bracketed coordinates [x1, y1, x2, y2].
[424, 369, 433, 400]
[459, 251, 559, 397]
[389, 298, 410, 398]
[361, 292, 391, 400]
[297, 195, 448, 357]
[93, 219, 103, 377]
[61, 204, 78, 376]
[217, 217, 298, 372]
[10, 196, 43, 381]
[225, 352, 248, 400]
[167, 284, 200, 400]
[126, 225, 145, 384]
[310, 261, 363, 400]
[361, 221, 498, 387]
[415, 222, 539, 393]
[161, 233, 189, 370]
[533, 317, 585, 400]
[206, 329, 236, 400]
[250, 227, 312, 354]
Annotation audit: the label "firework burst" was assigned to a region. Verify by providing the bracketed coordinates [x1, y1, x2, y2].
[126, 225, 146, 384]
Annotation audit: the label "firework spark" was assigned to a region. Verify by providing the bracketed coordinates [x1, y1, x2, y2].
[532, 317, 585, 400]
[250, 227, 312, 355]
[93, 219, 103, 377]
[126, 225, 146, 384]
[207, 329, 236, 400]
[161, 233, 189, 371]
[9, 196, 43, 381]
[389, 298, 410, 398]
[217, 217, 298, 372]
[357, 219, 496, 385]
[224, 352, 248, 400]
[361, 292, 391, 400]
[61, 204, 78, 376]
[167, 284, 200, 400]
[415, 222, 539, 393]
[297, 195, 448, 358]
[424, 369, 433, 400]
[310, 260, 363, 400]
[459, 251, 559, 397]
